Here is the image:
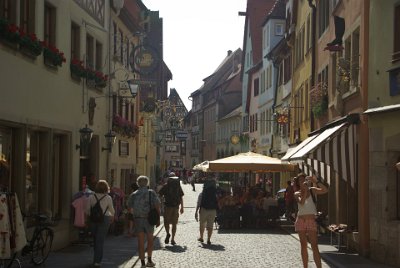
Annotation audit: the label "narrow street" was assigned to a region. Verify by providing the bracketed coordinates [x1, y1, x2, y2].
[130, 182, 330, 268]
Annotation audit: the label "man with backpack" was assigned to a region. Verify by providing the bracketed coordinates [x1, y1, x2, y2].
[195, 178, 218, 245]
[158, 172, 184, 245]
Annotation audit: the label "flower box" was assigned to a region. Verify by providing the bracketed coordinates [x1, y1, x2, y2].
[70, 59, 86, 79]
[0, 18, 21, 45]
[86, 68, 108, 88]
[41, 41, 66, 67]
[19, 32, 42, 57]
[112, 115, 139, 139]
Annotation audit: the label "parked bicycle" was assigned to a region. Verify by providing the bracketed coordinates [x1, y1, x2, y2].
[1, 213, 55, 268]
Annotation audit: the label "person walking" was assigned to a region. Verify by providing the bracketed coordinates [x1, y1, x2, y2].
[86, 180, 115, 267]
[126, 182, 139, 237]
[188, 170, 195, 191]
[127, 176, 161, 268]
[158, 172, 184, 245]
[195, 179, 218, 245]
[294, 173, 328, 268]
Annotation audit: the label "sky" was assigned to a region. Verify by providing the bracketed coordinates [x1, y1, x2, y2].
[142, 0, 247, 110]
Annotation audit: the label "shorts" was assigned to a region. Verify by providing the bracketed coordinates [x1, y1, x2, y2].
[133, 218, 154, 234]
[295, 217, 317, 232]
[199, 208, 217, 229]
[164, 206, 179, 225]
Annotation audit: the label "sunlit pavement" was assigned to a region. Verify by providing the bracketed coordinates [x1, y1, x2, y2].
[130, 182, 329, 268]
[20, 182, 392, 268]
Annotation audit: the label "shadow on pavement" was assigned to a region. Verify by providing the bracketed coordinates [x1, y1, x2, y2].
[199, 243, 225, 251]
[164, 245, 188, 253]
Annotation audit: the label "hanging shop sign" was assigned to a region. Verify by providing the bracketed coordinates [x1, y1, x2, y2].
[130, 45, 160, 76]
[230, 134, 240, 145]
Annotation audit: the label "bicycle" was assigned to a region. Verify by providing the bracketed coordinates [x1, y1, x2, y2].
[1, 214, 55, 268]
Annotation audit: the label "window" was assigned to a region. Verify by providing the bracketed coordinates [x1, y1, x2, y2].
[119, 29, 123, 62]
[86, 34, 94, 68]
[51, 135, 67, 218]
[71, 23, 80, 60]
[0, 0, 16, 23]
[20, 0, 35, 34]
[95, 41, 102, 71]
[266, 25, 270, 47]
[318, 0, 330, 37]
[44, 3, 56, 47]
[275, 23, 284, 36]
[261, 70, 266, 93]
[284, 54, 292, 84]
[254, 78, 259, 96]
[113, 22, 117, 55]
[393, 5, 400, 63]
[26, 131, 41, 220]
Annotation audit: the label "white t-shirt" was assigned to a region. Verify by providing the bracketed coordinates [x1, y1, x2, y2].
[86, 193, 115, 217]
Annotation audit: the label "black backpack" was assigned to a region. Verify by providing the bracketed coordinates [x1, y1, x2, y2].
[164, 180, 181, 207]
[201, 187, 217, 210]
[90, 194, 108, 223]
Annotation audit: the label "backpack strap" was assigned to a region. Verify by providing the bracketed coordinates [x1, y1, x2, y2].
[93, 194, 109, 214]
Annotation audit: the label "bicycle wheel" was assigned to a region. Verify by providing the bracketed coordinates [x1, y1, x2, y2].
[30, 227, 54, 265]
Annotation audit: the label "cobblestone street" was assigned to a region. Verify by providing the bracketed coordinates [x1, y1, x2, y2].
[131, 183, 330, 268]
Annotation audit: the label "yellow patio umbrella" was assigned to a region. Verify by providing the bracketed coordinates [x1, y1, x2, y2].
[208, 151, 296, 173]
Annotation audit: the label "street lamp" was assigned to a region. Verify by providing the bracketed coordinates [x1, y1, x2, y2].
[76, 124, 93, 150]
[102, 130, 116, 152]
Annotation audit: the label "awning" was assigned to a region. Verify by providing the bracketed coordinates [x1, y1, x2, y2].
[282, 121, 357, 188]
[281, 135, 318, 162]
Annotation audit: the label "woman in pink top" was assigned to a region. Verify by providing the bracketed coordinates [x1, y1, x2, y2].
[294, 173, 328, 268]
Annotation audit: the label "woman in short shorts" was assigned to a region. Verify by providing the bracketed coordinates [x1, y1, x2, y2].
[294, 173, 328, 268]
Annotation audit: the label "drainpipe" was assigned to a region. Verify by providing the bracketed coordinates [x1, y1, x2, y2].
[308, 0, 316, 130]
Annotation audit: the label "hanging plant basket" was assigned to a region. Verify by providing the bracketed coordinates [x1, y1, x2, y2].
[312, 95, 329, 118]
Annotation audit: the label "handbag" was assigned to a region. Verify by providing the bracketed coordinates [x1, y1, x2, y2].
[148, 191, 159, 226]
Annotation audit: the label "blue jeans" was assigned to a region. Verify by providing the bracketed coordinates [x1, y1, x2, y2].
[92, 216, 111, 264]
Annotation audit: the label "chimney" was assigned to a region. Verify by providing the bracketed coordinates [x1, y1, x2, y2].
[227, 50, 232, 56]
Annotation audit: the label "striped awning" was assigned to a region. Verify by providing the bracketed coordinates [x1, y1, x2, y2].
[283, 122, 357, 188]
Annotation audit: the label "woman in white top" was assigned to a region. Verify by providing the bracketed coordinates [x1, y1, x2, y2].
[86, 179, 115, 267]
[294, 173, 328, 268]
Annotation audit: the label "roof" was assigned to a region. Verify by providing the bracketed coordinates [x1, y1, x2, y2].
[218, 106, 242, 121]
[262, 0, 286, 26]
[199, 48, 242, 94]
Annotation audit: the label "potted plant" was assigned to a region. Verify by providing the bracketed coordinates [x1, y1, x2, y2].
[70, 59, 86, 79]
[0, 18, 21, 45]
[311, 83, 329, 118]
[86, 68, 108, 88]
[19, 32, 43, 57]
[40, 41, 66, 67]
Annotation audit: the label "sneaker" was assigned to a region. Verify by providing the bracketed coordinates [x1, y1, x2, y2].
[146, 261, 156, 267]
[171, 240, 176, 245]
[197, 238, 204, 243]
[164, 233, 170, 244]
[207, 240, 211, 245]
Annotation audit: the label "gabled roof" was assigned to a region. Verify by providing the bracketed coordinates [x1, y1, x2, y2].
[199, 48, 242, 94]
[262, 0, 286, 26]
[240, 0, 276, 81]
